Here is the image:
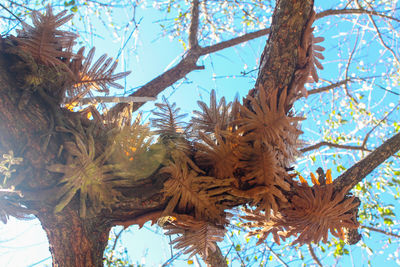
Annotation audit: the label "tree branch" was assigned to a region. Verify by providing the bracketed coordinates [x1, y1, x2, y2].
[109, 27, 272, 115]
[188, 0, 200, 49]
[300, 141, 368, 153]
[361, 225, 400, 238]
[308, 244, 323, 267]
[333, 131, 400, 191]
[307, 79, 351, 95]
[316, 8, 400, 23]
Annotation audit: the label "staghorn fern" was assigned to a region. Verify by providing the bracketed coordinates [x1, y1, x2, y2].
[13, 5, 77, 67]
[164, 215, 226, 259]
[47, 125, 123, 218]
[66, 47, 131, 104]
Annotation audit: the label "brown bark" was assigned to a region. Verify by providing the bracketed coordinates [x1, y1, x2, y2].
[38, 209, 110, 267]
[1, 0, 399, 266]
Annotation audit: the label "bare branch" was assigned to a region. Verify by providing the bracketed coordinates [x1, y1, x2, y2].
[75, 96, 157, 105]
[301, 141, 368, 153]
[109, 28, 271, 115]
[333, 131, 400, 191]
[308, 79, 351, 95]
[265, 244, 288, 267]
[308, 244, 323, 267]
[355, 0, 400, 66]
[361, 225, 400, 238]
[188, 0, 200, 49]
[200, 28, 271, 55]
[316, 8, 400, 23]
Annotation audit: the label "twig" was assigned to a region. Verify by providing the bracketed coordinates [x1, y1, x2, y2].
[109, 27, 271, 115]
[308, 244, 323, 267]
[0, 3, 22, 23]
[343, 29, 360, 104]
[265, 243, 289, 267]
[307, 79, 351, 95]
[361, 101, 400, 148]
[316, 8, 400, 23]
[355, 0, 400, 66]
[301, 141, 368, 153]
[111, 228, 124, 251]
[361, 225, 400, 238]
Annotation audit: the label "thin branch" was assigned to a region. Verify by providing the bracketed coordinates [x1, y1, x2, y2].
[308, 244, 323, 267]
[109, 28, 271, 115]
[355, 0, 400, 66]
[0, 3, 22, 23]
[316, 8, 400, 23]
[307, 79, 351, 95]
[301, 141, 368, 153]
[361, 225, 400, 238]
[111, 228, 124, 251]
[188, 0, 200, 49]
[361, 101, 400, 148]
[265, 243, 288, 267]
[343, 29, 360, 104]
[201, 28, 271, 55]
[333, 131, 400, 191]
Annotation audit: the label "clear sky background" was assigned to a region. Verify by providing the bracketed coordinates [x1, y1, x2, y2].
[0, 0, 399, 266]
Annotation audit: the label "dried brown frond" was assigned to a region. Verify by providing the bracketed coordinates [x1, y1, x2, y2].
[238, 141, 289, 217]
[280, 183, 359, 245]
[238, 88, 303, 161]
[161, 159, 232, 222]
[191, 90, 234, 132]
[164, 215, 226, 259]
[294, 10, 325, 97]
[195, 129, 240, 179]
[0, 196, 33, 224]
[241, 208, 286, 245]
[13, 5, 77, 67]
[151, 97, 188, 137]
[66, 47, 131, 104]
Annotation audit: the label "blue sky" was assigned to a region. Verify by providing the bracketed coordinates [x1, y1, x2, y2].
[0, 0, 400, 266]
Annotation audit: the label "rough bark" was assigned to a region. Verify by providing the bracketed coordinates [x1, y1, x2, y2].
[1, 0, 399, 265]
[38, 208, 111, 267]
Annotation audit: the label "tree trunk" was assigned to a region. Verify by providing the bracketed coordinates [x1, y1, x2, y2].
[39, 209, 111, 267]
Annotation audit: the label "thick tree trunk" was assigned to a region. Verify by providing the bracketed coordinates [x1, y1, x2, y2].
[38, 209, 111, 267]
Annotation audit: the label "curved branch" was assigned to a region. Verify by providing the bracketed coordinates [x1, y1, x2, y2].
[361, 225, 400, 238]
[316, 8, 400, 23]
[300, 141, 368, 153]
[307, 79, 351, 95]
[333, 131, 400, 191]
[308, 244, 323, 267]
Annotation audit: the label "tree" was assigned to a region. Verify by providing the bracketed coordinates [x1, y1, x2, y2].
[0, 0, 399, 266]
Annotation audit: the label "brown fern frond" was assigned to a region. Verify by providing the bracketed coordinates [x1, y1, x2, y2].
[66, 47, 131, 104]
[151, 97, 188, 136]
[0, 196, 34, 224]
[279, 183, 359, 245]
[242, 208, 286, 245]
[191, 90, 233, 132]
[238, 88, 303, 158]
[164, 215, 226, 259]
[195, 129, 240, 179]
[14, 5, 77, 67]
[161, 160, 232, 222]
